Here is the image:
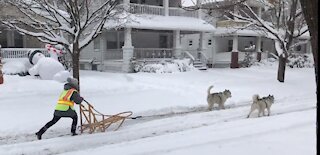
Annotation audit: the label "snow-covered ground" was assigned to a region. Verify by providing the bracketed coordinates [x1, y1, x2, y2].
[0, 61, 316, 155]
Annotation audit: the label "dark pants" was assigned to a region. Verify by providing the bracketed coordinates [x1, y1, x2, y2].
[37, 108, 78, 136]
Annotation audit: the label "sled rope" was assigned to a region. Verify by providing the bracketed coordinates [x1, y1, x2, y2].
[79, 100, 136, 134]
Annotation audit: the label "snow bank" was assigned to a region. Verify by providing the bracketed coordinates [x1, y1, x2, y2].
[134, 59, 197, 73]
[2, 58, 31, 75]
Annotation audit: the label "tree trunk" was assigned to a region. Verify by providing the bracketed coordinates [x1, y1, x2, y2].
[0, 58, 3, 84]
[72, 43, 80, 91]
[0, 70, 3, 84]
[300, 0, 318, 95]
[277, 56, 286, 82]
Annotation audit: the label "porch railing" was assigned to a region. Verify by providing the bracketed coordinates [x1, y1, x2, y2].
[169, 7, 198, 18]
[183, 50, 208, 65]
[216, 20, 250, 28]
[104, 49, 123, 60]
[129, 3, 164, 16]
[0, 48, 49, 59]
[134, 48, 173, 59]
[215, 51, 269, 63]
[128, 3, 198, 18]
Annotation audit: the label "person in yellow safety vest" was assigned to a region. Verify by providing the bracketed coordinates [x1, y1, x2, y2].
[35, 77, 83, 140]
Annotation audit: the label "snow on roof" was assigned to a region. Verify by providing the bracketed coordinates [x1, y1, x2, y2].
[214, 28, 267, 36]
[214, 27, 310, 40]
[105, 14, 215, 32]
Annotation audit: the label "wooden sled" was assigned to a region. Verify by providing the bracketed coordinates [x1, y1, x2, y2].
[79, 100, 133, 134]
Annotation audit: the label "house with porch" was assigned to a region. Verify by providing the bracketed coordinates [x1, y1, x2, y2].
[0, 0, 311, 72]
[79, 0, 215, 72]
[181, 0, 312, 68]
[0, 2, 44, 49]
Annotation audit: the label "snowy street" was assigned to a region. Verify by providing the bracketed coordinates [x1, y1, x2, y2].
[0, 62, 317, 155]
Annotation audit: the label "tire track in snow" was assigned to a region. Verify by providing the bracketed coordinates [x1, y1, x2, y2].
[0, 95, 312, 146]
[0, 104, 315, 155]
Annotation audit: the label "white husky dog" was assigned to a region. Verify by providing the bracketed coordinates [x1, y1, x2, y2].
[247, 94, 275, 118]
[207, 85, 232, 111]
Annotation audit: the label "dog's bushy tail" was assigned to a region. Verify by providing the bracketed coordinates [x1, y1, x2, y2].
[252, 94, 259, 103]
[207, 85, 214, 95]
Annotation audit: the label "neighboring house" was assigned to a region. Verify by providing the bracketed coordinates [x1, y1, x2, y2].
[0, 0, 311, 72]
[181, 0, 312, 68]
[0, 2, 44, 48]
[80, 0, 215, 72]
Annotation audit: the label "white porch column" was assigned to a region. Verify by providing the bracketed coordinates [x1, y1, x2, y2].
[306, 40, 312, 53]
[256, 36, 262, 61]
[99, 32, 107, 71]
[257, 7, 262, 18]
[163, 0, 169, 16]
[255, 36, 262, 52]
[255, 7, 263, 61]
[211, 35, 217, 67]
[173, 30, 182, 58]
[197, 0, 203, 19]
[199, 32, 206, 51]
[6, 30, 14, 47]
[198, 32, 206, 59]
[124, 0, 130, 11]
[233, 5, 239, 20]
[122, 27, 134, 72]
[231, 35, 239, 68]
[23, 35, 27, 47]
[232, 35, 238, 52]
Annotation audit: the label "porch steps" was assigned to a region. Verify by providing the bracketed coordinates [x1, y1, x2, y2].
[193, 59, 207, 70]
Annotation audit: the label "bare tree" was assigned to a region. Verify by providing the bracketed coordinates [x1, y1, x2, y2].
[1, 0, 120, 86]
[193, 0, 308, 83]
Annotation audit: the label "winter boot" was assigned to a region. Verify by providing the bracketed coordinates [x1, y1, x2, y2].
[72, 132, 78, 136]
[35, 132, 42, 140]
[35, 126, 47, 140]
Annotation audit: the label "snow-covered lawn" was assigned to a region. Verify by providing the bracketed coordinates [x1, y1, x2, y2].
[0, 63, 316, 155]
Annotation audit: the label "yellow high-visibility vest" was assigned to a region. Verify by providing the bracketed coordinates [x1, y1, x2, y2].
[55, 88, 76, 111]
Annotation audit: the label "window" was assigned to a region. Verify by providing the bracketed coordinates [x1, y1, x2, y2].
[14, 31, 23, 48]
[160, 35, 168, 48]
[94, 38, 100, 52]
[188, 40, 193, 46]
[107, 41, 117, 49]
[228, 40, 233, 52]
[208, 39, 212, 46]
[0, 30, 7, 47]
[80, 64, 85, 70]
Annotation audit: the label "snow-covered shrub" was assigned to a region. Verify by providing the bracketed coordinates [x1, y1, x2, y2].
[2, 58, 31, 76]
[134, 59, 196, 73]
[251, 58, 277, 67]
[287, 53, 314, 68]
[241, 52, 255, 68]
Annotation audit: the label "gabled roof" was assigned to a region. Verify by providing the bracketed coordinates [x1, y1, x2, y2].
[105, 14, 215, 32]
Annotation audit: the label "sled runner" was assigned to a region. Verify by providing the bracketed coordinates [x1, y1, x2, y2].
[79, 100, 133, 134]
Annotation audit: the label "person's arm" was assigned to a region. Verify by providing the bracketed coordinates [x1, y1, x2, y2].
[70, 91, 83, 104]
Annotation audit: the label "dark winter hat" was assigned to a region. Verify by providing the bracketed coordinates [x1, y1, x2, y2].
[28, 50, 43, 65]
[67, 77, 79, 90]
